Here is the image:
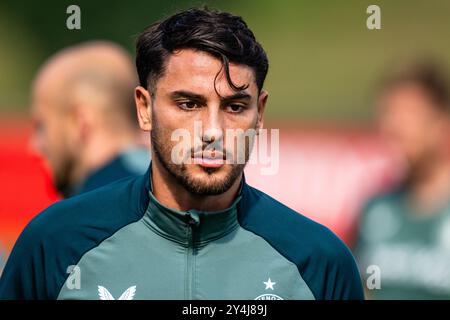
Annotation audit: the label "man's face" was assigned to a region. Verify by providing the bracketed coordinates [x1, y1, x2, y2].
[377, 84, 445, 169]
[144, 49, 267, 195]
[31, 82, 76, 195]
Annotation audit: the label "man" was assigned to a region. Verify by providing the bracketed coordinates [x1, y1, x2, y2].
[30, 41, 149, 197]
[0, 8, 363, 300]
[354, 61, 450, 299]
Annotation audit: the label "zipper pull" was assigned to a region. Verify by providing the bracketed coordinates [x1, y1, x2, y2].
[188, 217, 197, 227]
[186, 211, 200, 227]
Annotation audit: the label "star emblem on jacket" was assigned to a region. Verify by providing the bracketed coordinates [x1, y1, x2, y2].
[263, 278, 276, 290]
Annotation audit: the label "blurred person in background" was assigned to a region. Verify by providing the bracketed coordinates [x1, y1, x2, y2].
[354, 60, 450, 299]
[0, 243, 5, 275]
[31, 41, 150, 198]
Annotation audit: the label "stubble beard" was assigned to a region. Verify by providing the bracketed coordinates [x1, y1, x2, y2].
[150, 119, 250, 196]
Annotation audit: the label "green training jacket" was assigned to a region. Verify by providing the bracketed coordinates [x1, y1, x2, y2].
[0, 164, 364, 300]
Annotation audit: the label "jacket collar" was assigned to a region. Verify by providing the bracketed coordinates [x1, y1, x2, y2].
[141, 163, 243, 246]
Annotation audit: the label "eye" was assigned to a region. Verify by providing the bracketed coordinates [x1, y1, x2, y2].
[178, 101, 199, 111]
[226, 104, 245, 113]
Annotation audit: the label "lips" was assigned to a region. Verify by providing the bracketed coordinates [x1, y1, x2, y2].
[192, 151, 225, 168]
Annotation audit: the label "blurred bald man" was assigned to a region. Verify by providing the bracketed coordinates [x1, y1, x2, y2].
[31, 41, 150, 197]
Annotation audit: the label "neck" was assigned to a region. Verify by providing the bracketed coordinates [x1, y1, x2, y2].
[150, 157, 242, 212]
[407, 155, 450, 213]
[71, 129, 140, 188]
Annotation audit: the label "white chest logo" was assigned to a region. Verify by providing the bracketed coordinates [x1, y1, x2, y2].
[98, 285, 136, 300]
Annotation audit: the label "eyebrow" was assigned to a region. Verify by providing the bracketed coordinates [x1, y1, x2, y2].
[221, 92, 252, 104]
[169, 90, 252, 105]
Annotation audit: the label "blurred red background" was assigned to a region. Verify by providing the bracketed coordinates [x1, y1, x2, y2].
[0, 116, 60, 254]
[0, 117, 401, 256]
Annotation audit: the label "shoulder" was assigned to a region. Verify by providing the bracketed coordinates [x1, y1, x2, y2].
[354, 188, 406, 252]
[27, 173, 147, 238]
[238, 184, 354, 260]
[362, 186, 405, 216]
[78, 148, 149, 194]
[357, 188, 405, 236]
[238, 184, 364, 300]
[0, 173, 149, 299]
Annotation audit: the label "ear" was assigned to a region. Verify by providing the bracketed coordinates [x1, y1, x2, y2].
[256, 90, 268, 131]
[67, 102, 89, 143]
[135, 86, 153, 132]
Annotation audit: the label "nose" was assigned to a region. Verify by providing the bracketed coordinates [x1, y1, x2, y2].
[203, 127, 223, 144]
[201, 106, 224, 144]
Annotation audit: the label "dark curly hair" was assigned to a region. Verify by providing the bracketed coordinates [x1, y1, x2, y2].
[135, 7, 269, 94]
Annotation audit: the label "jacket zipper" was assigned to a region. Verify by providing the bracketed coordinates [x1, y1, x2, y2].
[186, 218, 196, 300]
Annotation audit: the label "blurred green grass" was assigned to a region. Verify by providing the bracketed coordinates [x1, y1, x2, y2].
[1, 0, 450, 122]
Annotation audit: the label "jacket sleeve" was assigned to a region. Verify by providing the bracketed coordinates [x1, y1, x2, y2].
[324, 241, 365, 300]
[0, 217, 51, 300]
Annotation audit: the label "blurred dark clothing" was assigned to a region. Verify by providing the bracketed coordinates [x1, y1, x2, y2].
[69, 147, 150, 197]
[354, 185, 450, 299]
